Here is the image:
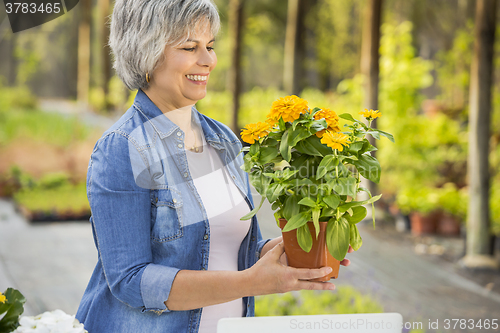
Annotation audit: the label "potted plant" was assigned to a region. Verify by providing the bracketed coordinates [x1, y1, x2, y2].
[239, 95, 393, 280]
[396, 186, 440, 235]
[436, 183, 466, 236]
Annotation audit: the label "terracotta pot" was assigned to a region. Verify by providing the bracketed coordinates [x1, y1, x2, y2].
[437, 213, 461, 236]
[279, 218, 340, 281]
[410, 211, 439, 235]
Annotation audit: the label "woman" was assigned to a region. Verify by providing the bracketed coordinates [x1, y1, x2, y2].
[76, 0, 352, 332]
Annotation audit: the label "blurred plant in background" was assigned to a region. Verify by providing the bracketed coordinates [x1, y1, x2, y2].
[255, 287, 383, 316]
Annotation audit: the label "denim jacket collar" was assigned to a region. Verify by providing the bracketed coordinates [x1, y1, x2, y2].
[133, 89, 227, 148]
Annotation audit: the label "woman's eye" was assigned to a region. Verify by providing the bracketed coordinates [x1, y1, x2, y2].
[207, 46, 214, 51]
[183, 47, 195, 52]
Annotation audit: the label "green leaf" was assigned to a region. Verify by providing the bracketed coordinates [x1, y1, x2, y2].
[240, 195, 266, 220]
[289, 126, 312, 146]
[266, 183, 284, 203]
[371, 129, 395, 142]
[349, 224, 363, 251]
[0, 288, 26, 333]
[280, 130, 291, 162]
[344, 206, 367, 224]
[326, 217, 350, 261]
[249, 141, 260, 155]
[346, 141, 364, 154]
[338, 113, 357, 122]
[310, 119, 328, 133]
[366, 130, 381, 140]
[282, 195, 300, 221]
[298, 197, 316, 207]
[259, 147, 279, 164]
[295, 136, 332, 157]
[322, 194, 341, 209]
[297, 224, 313, 252]
[352, 153, 381, 183]
[338, 194, 382, 212]
[282, 211, 311, 232]
[249, 169, 272, 195]
[312, 208, 321, 238]
[316, 155, 339, 180]
[333, 177, 357, 197]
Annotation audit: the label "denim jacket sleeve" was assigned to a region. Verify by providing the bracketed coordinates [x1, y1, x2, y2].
[87, 131, 180, 313]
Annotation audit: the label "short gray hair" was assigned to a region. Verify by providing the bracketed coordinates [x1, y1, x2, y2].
[109, 0, 220, 90]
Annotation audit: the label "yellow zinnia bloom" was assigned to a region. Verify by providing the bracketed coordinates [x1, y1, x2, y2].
[267, 95, 308, 123]
[359, 109, 382, 120]
[0, 293, 6, 303]
[241, 122, 271, 144]
[320, 131, 351, 152]
[314, 108, 341, 137]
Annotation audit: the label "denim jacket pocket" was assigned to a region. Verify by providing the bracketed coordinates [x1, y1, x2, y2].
[150, 188, 183, 242]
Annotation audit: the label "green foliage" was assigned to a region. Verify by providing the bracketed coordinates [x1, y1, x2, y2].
[306, 0, 362, 89]
[0, 108, 90, 147]
[255, 287, 383, 316]
[13, 176, 88, 214]
[0, 79, 38, 113]
[0, 288, 26, 333]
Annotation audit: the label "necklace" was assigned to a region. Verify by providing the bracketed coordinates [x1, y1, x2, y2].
[189, 127, 199, 152]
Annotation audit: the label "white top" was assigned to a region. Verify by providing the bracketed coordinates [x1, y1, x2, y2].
[185, 134, 251, 333]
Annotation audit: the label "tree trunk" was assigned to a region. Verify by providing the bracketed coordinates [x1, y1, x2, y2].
[99, 0, 112, 111]
[463, 0, 498, 270]
[77, 0, 91, 107]
[228, 0, 244, 134]
[283, 0, 305, 96]
[360, 0, 383, 198]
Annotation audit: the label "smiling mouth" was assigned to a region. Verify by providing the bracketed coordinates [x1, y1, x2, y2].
[186, 74, 208, 82]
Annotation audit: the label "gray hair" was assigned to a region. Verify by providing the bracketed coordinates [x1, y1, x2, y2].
[109, 0, 220, 91]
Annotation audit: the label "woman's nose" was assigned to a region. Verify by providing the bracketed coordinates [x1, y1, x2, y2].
[198, 48, 217, 68]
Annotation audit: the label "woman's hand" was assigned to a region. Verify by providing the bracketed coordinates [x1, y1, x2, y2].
[246, 242, 336, 295]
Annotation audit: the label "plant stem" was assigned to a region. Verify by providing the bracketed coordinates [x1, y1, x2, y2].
[334, 149, 339, 178]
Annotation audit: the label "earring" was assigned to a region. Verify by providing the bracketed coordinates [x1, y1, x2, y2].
[146, 72, 151, 83]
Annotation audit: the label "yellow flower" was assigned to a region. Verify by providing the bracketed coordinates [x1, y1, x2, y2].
[267, 95, 308, 123]
[359, 109, 382, 120]
[241, 122, 271, 144]
[314, 108, 341, 137]
[0, 293, 6, 303]
[320, 131, 351, 152]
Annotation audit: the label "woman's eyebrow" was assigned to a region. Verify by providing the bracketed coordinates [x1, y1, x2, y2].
[186, 38, 216, 43]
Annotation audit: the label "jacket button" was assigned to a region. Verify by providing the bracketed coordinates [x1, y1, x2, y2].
[184, 172, 188, 178]
[177, 131, 182, 136]
[178, 144, 183, 148]
[203, 234, 208, 240]
[172, 198, 177, 204]
[251, 236, 256, 241]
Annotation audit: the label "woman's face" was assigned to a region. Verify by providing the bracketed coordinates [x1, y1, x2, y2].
[149, 27, 217, 110]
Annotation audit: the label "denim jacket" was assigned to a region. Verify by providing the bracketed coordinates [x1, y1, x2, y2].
[76, 89, 269, 333]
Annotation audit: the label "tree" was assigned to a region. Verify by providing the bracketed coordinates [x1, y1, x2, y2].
[462, 0, 498, 270]
[283, 0, 305, 95]
[360, 0, 383, 197]
[227, 0, 245, 133]
[77, 0, 91, 107]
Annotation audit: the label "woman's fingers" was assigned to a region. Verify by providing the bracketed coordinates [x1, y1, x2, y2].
[348, 245, 354, 253]
[340, 258, 351, 266]
[292, 266, 332, 281]
[295, 280, 336, 291]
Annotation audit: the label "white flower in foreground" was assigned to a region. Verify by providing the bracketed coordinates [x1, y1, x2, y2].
[13, 310, 87, 333]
